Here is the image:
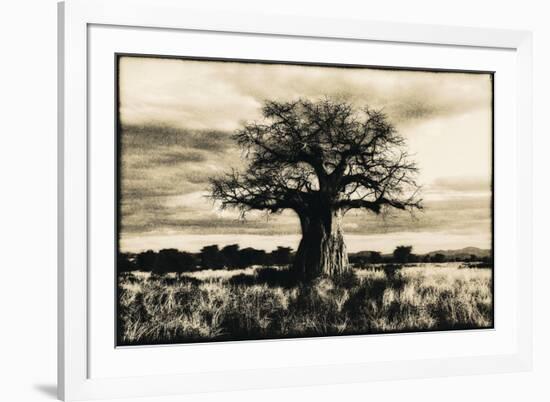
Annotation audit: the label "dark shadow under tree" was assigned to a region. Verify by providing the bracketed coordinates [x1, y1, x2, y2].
[210, 98, 422, 280]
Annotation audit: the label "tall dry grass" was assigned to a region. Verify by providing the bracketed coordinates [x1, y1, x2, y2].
[118, 263, 492, 345]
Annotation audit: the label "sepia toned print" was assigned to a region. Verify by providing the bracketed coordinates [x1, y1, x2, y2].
[116, 56, 493, 346]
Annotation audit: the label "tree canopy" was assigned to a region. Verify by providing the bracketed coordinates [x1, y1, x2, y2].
[210, 98, 422, 218]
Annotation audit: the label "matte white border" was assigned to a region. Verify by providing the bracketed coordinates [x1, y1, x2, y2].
[59, 0, 533, 400]
[89, 25, 517, 380]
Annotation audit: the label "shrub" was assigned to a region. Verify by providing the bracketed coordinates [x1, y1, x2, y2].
[331, 269, 360, 288]
[228, 273, 256, 286]
[382, 264, 402, 281]
[255, 267, 296, 288]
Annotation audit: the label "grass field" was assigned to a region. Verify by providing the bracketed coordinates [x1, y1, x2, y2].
[117, 263, 493, 345]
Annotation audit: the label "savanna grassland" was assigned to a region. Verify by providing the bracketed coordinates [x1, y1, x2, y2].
[117, 263, 493, 345]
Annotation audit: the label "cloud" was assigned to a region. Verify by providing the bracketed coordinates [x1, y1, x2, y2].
[118, 123, 245, 234]
[431, 176, 491, 192]
[119, 57, 492, 131]
[121, 124, 235, 151]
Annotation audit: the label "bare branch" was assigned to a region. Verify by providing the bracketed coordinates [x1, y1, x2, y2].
[210, 97, 422, 217]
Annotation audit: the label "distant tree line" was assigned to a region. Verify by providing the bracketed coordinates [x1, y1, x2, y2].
[349, 246, 492, 265]
[118, 244, 293, 274]
[118, 244, 492, 274]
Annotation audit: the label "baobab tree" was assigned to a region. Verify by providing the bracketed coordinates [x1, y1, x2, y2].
[210, 98, 422, 279]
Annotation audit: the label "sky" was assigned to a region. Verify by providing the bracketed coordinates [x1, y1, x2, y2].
[118, 56, 493, 254]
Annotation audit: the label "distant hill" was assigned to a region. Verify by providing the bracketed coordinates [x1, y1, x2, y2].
[424, 247, 491, 259]
[349, 247, 491, 260]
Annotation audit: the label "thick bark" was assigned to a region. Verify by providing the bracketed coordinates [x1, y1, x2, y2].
[292, 208, 350, 279]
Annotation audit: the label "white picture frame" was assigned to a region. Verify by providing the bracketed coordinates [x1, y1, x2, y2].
[58, 0, 533, 400]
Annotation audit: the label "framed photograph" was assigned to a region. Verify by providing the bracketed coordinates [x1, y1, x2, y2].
[58, 0, 533, 400]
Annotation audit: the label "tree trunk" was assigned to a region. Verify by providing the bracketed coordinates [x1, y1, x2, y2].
[292, 208, 350, 279]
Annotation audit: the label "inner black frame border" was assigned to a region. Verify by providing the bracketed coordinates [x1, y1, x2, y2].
[114, 53, 495, 347]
